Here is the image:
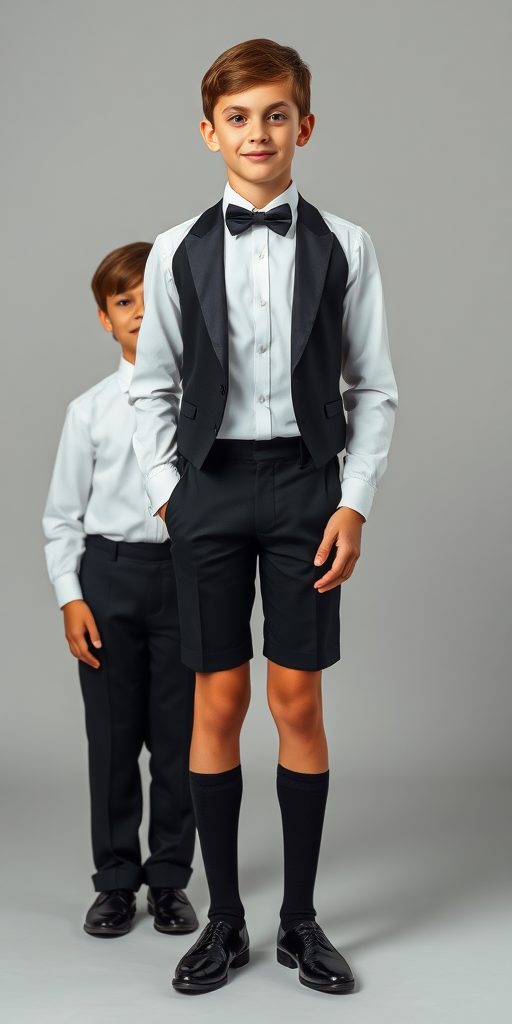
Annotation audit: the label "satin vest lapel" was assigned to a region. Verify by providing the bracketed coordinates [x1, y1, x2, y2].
[185, 201, 228, 374]
[291, 196, 333, 372]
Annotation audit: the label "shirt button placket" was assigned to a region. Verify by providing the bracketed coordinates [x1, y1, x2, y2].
[253, 223, 270, 439]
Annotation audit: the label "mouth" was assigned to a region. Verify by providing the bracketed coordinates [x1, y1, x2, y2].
[242, 151, 277, 161]
[130, 327, 141, 335]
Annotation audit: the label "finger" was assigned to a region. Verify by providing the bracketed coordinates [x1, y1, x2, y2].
[67, 639, 81, 660]
[314, 527, 336, 566]
[79, 648, 101, 669]
[71, 632, 100, 669]
[316, 561, 357, 593]
[314, 548, 349, 589]
[85, 611, 102, 649]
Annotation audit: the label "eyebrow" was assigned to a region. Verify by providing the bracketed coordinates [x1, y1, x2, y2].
[221, 101, 292, 115]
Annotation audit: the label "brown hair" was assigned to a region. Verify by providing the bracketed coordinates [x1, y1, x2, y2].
[201, 39, 311, 124]
[91, 242, 152, 313]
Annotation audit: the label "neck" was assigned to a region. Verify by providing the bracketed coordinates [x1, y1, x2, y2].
[119, 346, 136, 365]
[227, 168, 293, 209]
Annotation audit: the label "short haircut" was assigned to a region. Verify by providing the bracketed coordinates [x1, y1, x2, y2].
[91, 242, 152, 313]
[201, 38, 311, 124]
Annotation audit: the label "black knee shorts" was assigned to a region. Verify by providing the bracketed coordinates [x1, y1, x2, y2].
[165, 438, 342, 673]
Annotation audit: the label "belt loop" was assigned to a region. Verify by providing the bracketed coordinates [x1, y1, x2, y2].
[298, 437, 307, 469]
[112, 542, 118, 562]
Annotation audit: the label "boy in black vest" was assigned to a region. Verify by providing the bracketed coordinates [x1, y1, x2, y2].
[44, 244, 198, 939]
[130, 39, 397, 993]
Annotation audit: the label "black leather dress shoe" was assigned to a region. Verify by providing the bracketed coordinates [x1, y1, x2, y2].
[83, 890, 136, 937]
[147, 887, 198, 934]
[173, 920, 250, 993]
[277, 921, 355, 993]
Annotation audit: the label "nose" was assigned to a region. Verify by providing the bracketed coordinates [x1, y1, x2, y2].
[248, 118, 269, 144]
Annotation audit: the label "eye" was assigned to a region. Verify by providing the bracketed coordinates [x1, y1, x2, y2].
[117, 300, 130, 306]
[269, 112, 287, 121]
[228, 114, 246, 124]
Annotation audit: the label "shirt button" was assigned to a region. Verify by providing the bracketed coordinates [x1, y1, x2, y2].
[258, 395, 266, 404]
[259, 347, 267, 354]
[259, 251, 266, 259]
[260, 299, 266, 306]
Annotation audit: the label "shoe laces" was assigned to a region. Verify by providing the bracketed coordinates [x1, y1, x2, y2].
[155, 887, 186, 903]
[295, 921, 325, 950]
[198, 920, 233, 951]
[98, 889, 132, 905]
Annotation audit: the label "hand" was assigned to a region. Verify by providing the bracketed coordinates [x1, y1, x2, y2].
[157, 501, 168, 522]
[63, 600, 102, 669]
[313, 507, 365, 593]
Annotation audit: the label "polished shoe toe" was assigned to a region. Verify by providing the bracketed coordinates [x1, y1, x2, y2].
[277, 921, 355, 993]
[173, 921, 250, 993]
[147, 887, 198, 934]
[83, 889, 136, 937]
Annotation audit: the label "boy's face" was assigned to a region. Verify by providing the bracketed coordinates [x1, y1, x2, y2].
[200, 81, 314, 201]
[97, 281, 144, 364]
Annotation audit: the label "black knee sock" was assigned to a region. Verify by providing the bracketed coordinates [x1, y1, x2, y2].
[189, 766, 245, 930]
[277, 764, 330, 932]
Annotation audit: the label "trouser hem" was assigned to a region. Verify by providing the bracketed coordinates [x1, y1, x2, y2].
[263, 641, 340, 671]
[181, 642, 253, 673]
[144, 863, 193, 888]
[93, 867, 144, 892]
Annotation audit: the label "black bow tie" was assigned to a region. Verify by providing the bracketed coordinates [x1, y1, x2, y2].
[225, 202, 293, 237]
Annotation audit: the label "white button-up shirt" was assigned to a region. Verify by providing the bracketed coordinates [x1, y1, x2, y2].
[220, 181, 298, 439]
[43, 357, 168, 608]
[130, 182, 397, 521]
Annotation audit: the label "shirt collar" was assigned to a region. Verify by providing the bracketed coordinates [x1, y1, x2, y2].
[116, 356, 134, 393]
[223, 180, 298, 237]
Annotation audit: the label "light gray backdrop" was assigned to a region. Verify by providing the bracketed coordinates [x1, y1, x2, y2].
[1, 2, 511, 1023]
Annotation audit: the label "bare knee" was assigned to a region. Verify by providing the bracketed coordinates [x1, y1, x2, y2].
[270, 692, 322, 736]
[195, 667, 251, 739]
[267, 668, 323, 737]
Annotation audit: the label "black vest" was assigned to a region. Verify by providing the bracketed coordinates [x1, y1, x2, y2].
[172, 195, 349, 469]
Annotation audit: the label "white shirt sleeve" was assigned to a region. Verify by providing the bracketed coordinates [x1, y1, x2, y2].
[43, 402, 94, 608]
[339, 228, 398, 519]
[129, 239, 183, 515]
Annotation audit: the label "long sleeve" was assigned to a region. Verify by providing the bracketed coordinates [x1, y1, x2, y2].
[43, 402, 95, 607]
[339, 228, 398, 519]
[129, 238, 184, 515]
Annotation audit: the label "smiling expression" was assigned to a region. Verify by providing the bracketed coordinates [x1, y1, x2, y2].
[200, 81, 314, 204]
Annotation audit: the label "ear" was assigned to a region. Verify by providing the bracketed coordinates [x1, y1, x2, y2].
[200, 118, 220, 152]
[97, 306, 113, 333]
[296, 113, 315, 148]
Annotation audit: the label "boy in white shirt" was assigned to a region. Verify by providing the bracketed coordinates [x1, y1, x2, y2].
[43, 243, 198, 938]
[130, 39, 397, 994]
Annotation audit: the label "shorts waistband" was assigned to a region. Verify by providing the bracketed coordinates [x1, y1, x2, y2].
[211, 437, 309, 462]
[85, 535, 171, 561]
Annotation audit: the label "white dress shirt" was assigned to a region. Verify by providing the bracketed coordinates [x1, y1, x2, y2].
[43, 357, 168, 608]
[130, 182, 397, 520]
[220, 181, 298, 439]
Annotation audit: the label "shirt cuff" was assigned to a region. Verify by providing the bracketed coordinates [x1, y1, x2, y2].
[338, 477, 376, 521]
[54, 573, 83, 609]
[145, 464, 181, 516]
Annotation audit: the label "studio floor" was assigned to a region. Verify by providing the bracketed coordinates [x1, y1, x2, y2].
[1, 774, 511, 1024]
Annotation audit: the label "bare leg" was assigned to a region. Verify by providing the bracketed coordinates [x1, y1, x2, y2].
[267, 661, 328, 772]
[190, 663, 251, 772]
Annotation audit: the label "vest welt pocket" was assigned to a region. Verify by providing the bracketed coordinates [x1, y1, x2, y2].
[324, 398, 343, 419]
[181, 399, 197, 420]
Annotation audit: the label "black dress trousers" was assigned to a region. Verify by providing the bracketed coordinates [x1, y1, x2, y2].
[78, 536, 195, 892]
